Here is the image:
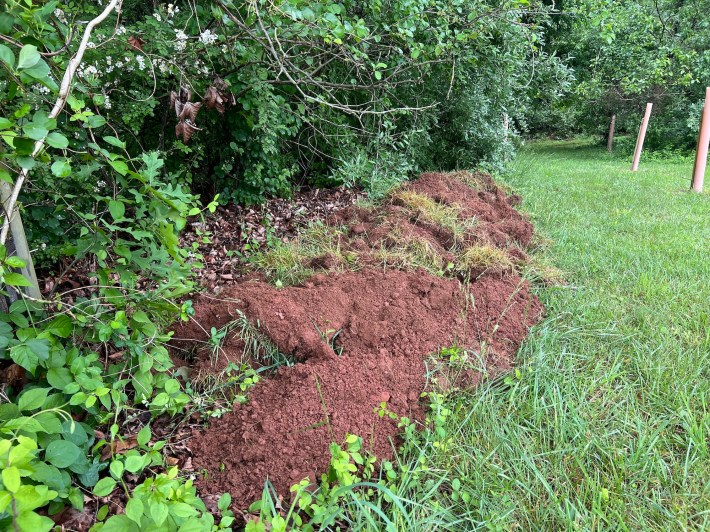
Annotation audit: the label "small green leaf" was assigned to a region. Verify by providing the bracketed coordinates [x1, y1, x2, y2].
[109, 160, 129, 175]
[46, 132, 69, 149]
[218, 493, 231, 512]
[17, 45, 40, 69]
[109, 460, 124, 480]
[131, 310, 151, 323]
[108, 200, 125, 221]
[87, 115, 106, 128]
[47, 314, 73, 338]
[103, 136, 126, 149]
[2, 416, 43, 432]
[124, 455, 145, 474]
[18, 387, 50, 411]
[26, 339, 50, 361]
[3, 272, 31, 286]
[149, 501, 169, 526]
[171, 502, 198, 518]
[2, 466, 21, 493]
[125, 497, 144, 524]
[45, 440, 81, 468]
[93, 477, 117, 497]
[0, 44, 15, 69]
[9, 345, 37, 374]
[16, 510, 54, 531]
[51, 160, 71, 178]
[137, 425, 151, 446]
[164, 379, 180, 394]
[23, 123, 48, 141]
[47, 367, 73, 389]
[5, 256, 26, 268]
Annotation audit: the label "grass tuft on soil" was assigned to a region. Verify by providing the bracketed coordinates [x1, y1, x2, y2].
[456, 244, 513, 277]
[392, 189, 473, 242]
[374, 229, 448, 276]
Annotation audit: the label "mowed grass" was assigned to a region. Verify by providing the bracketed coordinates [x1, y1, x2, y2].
[373, 140, 710, 530]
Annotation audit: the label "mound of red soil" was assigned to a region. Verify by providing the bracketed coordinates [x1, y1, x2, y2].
[176, 172, 543, 513]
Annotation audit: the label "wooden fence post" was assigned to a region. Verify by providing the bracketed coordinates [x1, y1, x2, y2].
[607, 114, 616, 153]
[631, 103, 653, 171]
[691, 87, 710, 193]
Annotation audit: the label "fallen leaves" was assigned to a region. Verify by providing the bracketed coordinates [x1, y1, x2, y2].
[100, 435, 138, 460]
[179, 186, 362, 291]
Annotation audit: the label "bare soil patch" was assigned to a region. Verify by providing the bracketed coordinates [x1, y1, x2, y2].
[171, 171, 543, 513]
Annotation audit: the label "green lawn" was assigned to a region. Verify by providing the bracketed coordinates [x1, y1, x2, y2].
[394, 139, 710, 530]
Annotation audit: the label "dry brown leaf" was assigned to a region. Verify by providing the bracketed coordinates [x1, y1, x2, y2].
[179, 101, 203, 122]
[127, 36, 145, 52]
[176, 120, 200, 143]
[0, 364, 26, 388]
[203, 86, 224, 114]
[100, 435, 138, 461]
[203, 78, 236, 115]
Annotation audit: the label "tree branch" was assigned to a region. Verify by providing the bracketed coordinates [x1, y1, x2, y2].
[0, 0, 122, 246]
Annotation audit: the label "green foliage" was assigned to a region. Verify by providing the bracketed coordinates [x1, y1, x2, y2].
[532, 0, 710, 151]
[0, 1, 224, 528]
[3, 0, 559, 228]
[91, 466, 233, 531]
[247, 368, 469, 531]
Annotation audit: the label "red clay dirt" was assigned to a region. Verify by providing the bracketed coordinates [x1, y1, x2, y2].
[174, 171, 543, 514]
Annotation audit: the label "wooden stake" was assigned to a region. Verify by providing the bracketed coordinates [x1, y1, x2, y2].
[691, 87, 710, 193]
[631, 103, 653, 171]
[607, 114, 616, 152]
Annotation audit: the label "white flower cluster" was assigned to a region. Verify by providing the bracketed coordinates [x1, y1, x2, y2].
[116, 25, 126, 36]
[136, 55, 146, 71]
[103, 94, 111, 109]
[54, 8, 67, 24]
[155, 58, 170, 73]
[199, 29, 218, 45]
[167, 4, 180, 17]
[174, 29, 188, 52]
[78, 64, 99, 78]
[153, 13, 162, 22]
[32, 84, 51, 95]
